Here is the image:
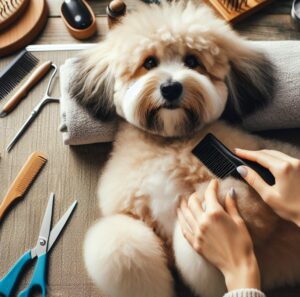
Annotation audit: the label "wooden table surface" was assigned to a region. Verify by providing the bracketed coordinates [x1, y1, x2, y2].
[0, 1, 300, 297]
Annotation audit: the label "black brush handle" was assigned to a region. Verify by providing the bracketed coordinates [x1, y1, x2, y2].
[223, 151, 275, 186]
[241, 158, 275, 186]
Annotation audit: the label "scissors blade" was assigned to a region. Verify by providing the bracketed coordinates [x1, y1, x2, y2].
[47, 200, 77, 252]
[34, 193, 54, 256]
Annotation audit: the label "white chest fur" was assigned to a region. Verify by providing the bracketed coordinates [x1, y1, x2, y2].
[140, 156, 191, 239]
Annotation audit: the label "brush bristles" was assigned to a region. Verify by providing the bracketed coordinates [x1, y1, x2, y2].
[192, 137, 236, 178]
[219, 0, 248, 11]
[15, 155, 47, 195]
[0, 50, 39, 100]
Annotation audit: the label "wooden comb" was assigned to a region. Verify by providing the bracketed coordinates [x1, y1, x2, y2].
[206, 0, 274, 23]
[0, 0, 29, 31]
[0, 152, 47, 221]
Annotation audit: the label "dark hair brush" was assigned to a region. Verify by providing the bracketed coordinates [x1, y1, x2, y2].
[192, 133, 275, 186]
[0, 49, 39, 100]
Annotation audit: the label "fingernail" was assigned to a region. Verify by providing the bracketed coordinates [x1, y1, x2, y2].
[229, 187, 236, 199]
[237, 166, 248, 178]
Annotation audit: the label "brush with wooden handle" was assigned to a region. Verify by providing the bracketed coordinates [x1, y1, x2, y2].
[0, 152, 47, 221]
[0, 61, 52, 117]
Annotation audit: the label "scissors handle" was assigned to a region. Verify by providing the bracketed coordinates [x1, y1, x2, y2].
[18, 253, 48, 297]
[0, 251, 32, 297]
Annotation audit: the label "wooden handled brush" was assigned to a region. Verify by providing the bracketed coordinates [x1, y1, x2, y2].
[0, 61, 52, 117]
[0, 0, 29, 31]
[206, 0, 274, 23]
[0, 152, 47, 221]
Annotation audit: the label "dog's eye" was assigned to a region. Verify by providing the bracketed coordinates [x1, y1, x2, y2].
[143, 56, 158, 70]
[184, 55, 200, 69]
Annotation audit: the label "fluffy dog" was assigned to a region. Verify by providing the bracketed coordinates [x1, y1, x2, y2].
[69, 2, 300, 297]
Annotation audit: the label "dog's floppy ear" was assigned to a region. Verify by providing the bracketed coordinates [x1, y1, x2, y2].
[69, 44, 115, 121]
[222, 43, 276, 123]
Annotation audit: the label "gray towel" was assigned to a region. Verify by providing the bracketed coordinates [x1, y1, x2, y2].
[59, 41, 300, 146]
[59, 58, 118, 145]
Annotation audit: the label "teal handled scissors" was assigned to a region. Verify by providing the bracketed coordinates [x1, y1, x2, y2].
[0, 193, 77, 297]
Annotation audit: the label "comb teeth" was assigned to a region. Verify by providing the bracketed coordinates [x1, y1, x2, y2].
[0, 50, 39, 100]
[0, 152, 47, 221]
[15, 153, 47, 195]
[192, 137, 236, 178]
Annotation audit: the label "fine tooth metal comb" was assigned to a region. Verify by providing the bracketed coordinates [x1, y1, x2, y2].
[0, 49, 39, 100]
[192, 133, 275, 186]
[0, 151, 47, 221]
[207, 0, 274, 23]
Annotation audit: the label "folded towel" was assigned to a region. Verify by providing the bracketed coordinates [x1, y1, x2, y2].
[59, 41, 300, 145]
[59, 58, 118, 145]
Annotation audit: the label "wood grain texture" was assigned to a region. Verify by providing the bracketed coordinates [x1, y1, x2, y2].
[0, 0, 48, 56]
[0, 0, 300, 296]
[0, 51, 112, 297]
[206, 0, 274, 23]
[48, 0, 137, 16]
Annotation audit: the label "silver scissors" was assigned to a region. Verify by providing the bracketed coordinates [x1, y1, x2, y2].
[6, 64, 60, 152]
[0, 193, 77, 297]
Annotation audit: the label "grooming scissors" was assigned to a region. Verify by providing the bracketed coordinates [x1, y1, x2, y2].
[0, 193, 77, 297]
[6, 64, 60, 152]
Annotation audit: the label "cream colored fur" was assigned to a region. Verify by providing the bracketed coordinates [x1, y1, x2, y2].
[78, 2, 300, 297]
[84, 214, 174, 297]
[92, 121, 300, 297]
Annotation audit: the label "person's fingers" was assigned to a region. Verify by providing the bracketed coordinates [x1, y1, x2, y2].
[205, 179, 222, 212]
[180, 198, 199, 232]
[177, 208, 194, 244]
[236, 165, 271, 198]
[235, 149, 285, 174]
[261, 149, 300, 165]
[224, 188, 243, 224]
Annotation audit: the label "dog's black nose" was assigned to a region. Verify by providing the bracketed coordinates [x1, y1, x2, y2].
[160, 81, 183, 102]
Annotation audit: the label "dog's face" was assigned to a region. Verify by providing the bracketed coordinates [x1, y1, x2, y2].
[114, 40, 229, 137]
[70, 2, 274, 137]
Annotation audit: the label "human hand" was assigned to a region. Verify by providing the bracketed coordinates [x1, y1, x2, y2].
[235, 149, 300, 227]
[177, 180, 260, 292]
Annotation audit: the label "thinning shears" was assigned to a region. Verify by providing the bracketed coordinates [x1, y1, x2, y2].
[0, 193, 77, 297]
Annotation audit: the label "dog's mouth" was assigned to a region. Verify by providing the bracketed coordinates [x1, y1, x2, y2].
[141, 104, 203, 138]
[162, 102, 180, 110]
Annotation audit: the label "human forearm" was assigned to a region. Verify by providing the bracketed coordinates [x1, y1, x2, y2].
[223, 253, 261, 292]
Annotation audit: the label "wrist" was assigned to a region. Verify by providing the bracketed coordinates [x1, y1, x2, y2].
[223, 253, 261, 292]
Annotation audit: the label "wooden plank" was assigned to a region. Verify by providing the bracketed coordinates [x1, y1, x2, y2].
[0, 51, 111, 297]
[34, 17, 108, 44]
[47, 0, 294, 16]
[34, 14, 300, 45]
[48, 0, 138, 16]
[234, 14, 300, 40]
